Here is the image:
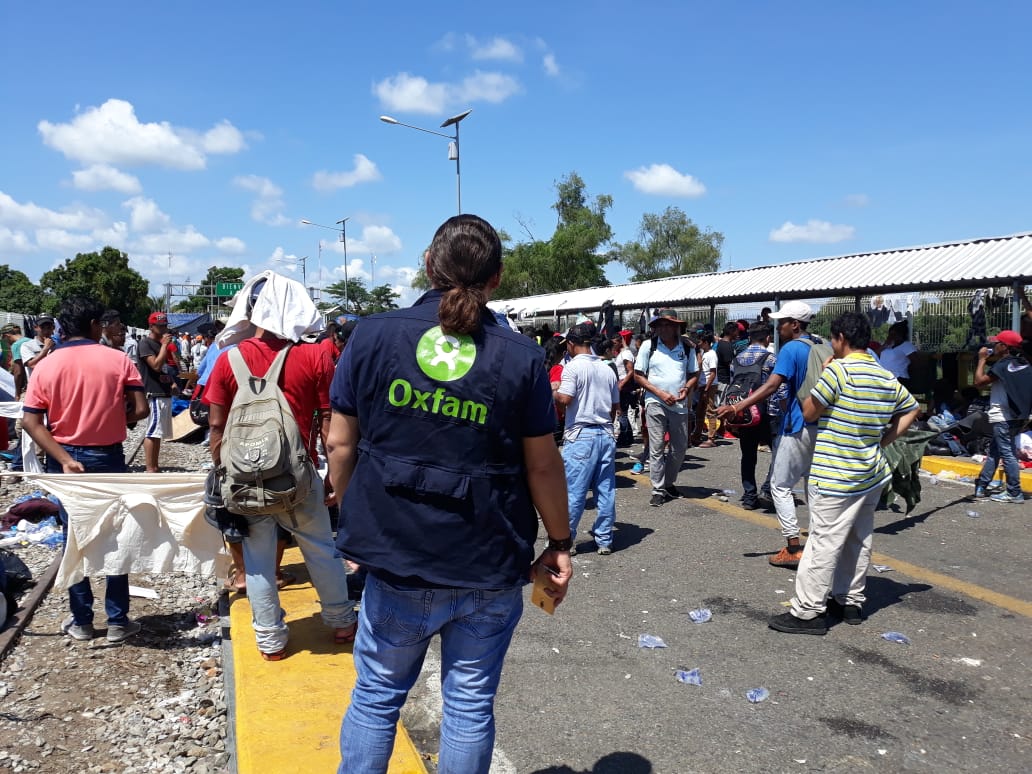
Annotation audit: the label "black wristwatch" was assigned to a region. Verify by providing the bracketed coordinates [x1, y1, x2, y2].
[546, 535, 573, 552]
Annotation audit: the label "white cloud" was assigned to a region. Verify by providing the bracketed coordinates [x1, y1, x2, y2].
[844, 193, 870, 208]
[91, 221, 129, 246]
[233, 175, 290, 226]
[466, 35, 522, 62]
[624, 164, 706, 197]
[131, 226, 211, 255]
[34, 228, 95, 253]
[215, 236, 247, 254]
[71, 164, 142, 194]
[123, 196, 171, 232]
[769, 220, 856, 244]
[374, 70, 521, 114]
[0, 227, 33, 252]
[322, 224, 403, 256]
[543, 53, 560, 77]
[38, 99, 247, 170]
[312, 154, 382, 192]
[0, 191, 108, 231]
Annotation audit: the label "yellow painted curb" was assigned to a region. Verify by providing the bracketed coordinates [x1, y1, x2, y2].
[231, 547, 428, 774]
[920, 455, 1032, 490]
[696, 494, 1032, 619]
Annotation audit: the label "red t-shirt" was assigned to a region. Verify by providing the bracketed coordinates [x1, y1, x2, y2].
[23, 340, 144, 446]
[319, 335, 342, 363]
[202, 337, 333, 461]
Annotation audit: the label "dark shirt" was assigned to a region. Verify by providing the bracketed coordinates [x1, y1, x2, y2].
[715, 339, 735, 384]
[136, 336, 173, 397]
[330, 290, 555, 589]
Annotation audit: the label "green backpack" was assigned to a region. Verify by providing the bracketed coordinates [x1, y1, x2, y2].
[795, 336, 834, 403]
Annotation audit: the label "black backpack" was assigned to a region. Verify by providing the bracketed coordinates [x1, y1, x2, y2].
[724, 352, 771, 429]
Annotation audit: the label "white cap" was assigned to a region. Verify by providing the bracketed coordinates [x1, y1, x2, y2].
[768, 300, 813, 323]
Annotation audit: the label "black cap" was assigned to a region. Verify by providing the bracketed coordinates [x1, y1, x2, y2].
[566, 322, 596, 344]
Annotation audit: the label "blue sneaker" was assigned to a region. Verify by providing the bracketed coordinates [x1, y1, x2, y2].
[986, 480, 1004, 492]
[971, 486, 988, 500]
[631, 462, 644, 474]
[989, 492, 1025, 504]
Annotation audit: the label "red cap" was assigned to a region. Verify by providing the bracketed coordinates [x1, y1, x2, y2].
[148, 312, 168, 325]
[989, 330, 1022, 347]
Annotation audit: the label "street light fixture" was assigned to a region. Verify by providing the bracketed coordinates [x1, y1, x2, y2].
[379, 108, 472, 214]
[301, 218, 351, 312]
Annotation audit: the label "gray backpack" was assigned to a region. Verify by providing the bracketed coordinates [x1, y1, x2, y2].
[219, 344, 313, 516]
[795, 336, 834, 403]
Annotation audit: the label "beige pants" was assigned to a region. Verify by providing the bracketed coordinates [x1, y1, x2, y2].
[790, 483, 883, 619]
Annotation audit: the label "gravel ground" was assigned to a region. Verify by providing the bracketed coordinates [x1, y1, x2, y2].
[0, 426, 230, 774]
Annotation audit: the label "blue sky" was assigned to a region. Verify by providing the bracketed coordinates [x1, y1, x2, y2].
[2, 2, 1030, 308]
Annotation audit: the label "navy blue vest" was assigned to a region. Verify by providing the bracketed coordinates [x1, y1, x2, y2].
[333, 291, 554, 588]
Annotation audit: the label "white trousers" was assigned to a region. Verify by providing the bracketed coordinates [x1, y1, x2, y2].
[790, 484, 883, 619]
[769, 424, 817, 538]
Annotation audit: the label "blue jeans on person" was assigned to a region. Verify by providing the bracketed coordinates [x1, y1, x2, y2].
[976, 420, 1025, 497]
[562, 425, 616, 548]
[339, 574, 523, 774]
[242, 477, 355, 654]
[47, 444, 131, 626]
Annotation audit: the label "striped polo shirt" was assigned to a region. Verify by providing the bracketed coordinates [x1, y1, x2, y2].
[809, 352, 917, 496]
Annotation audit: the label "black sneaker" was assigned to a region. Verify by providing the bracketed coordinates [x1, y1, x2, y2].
[663, 485, 681, 500]
[649, 493, 666, 507]
[826, 598, 863, 625]
[768, 612, 827, 635]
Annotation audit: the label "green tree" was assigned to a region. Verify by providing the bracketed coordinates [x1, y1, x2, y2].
[174, 266, 245, 312]
[147, 294, 168, 314]
[367, 285, 401, 315]
[494, 174, 613, 299]
[616, 206, 723, 282]
[39, 247, 151, 326]
[0, 265, 44, 313]
[324, 278, 371, 315]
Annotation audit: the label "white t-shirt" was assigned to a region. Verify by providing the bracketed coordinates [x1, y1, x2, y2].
[880, 341, 916, 379]
[634, 338, 697, 414]
[698, 349, 718, 388]
[558, 354, 619, 428]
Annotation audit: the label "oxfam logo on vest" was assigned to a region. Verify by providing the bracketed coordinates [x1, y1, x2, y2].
[415, 326, 476, 382]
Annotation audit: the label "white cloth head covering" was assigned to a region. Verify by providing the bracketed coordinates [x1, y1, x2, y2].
[216, 270, 323, 348]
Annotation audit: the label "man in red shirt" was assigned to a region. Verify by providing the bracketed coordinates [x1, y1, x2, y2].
[203, 278, 354, 660]
[22, 296, 149, 643]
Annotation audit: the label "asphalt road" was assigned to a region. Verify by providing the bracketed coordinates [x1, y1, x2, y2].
[401, 439, 1032, 774]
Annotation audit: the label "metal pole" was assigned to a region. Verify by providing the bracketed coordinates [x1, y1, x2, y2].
[337, 218, 350, 313]
[454, 122, 461, 214]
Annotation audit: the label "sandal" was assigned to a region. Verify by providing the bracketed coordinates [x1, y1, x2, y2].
[223, 571, 246, 595]
[334, 625, 357, 644]
[261, 648, 287, 661]
[276, 571, 297, 590]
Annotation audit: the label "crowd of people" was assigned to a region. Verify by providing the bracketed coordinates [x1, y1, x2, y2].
[1, 212, 1030, 773]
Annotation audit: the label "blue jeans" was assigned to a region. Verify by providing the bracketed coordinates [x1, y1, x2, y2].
[242, 477, 355, 654]
[47, 444, 131, 626]
[976, 420, 1025, 497]
[339, 575, 523, 774]
[562, 425, 616, 548]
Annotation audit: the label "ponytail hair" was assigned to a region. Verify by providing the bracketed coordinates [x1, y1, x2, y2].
[427, 214, 502, 336]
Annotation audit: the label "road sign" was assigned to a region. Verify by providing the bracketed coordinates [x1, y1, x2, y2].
[215, 281, 244, 297]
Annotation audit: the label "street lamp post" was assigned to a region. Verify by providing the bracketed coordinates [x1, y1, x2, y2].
[274, 255, 307, 288]
[379, 109, 472, 214]
[301, 218, 350, 312]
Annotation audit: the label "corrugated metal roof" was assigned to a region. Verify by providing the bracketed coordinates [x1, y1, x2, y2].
[488, 231, 1032, 315]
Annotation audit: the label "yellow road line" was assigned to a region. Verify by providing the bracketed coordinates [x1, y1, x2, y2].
[694, 492, 1032, 619]
[231, 547, 428, 773]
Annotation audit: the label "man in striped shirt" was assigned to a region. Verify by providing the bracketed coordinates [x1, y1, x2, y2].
[769, 311, 918, 635]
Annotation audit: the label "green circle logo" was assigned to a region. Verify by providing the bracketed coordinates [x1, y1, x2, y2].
[416, 326, 476, 382]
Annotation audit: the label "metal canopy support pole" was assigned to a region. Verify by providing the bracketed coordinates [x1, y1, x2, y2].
[773, 296, 782, 353]
[1013, 281, 1023, 332]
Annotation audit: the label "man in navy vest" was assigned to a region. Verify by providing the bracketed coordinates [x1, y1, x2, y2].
[328, 215, 572, 774]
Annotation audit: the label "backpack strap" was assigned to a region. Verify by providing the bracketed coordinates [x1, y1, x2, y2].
[227, 343, 293, 394]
